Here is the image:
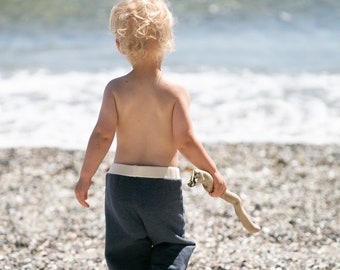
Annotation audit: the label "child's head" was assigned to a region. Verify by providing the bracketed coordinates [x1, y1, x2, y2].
[110, 0, 174, 64]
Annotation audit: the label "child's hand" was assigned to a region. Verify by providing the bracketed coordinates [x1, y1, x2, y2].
[209, 171, 227, 197]
[74, 178, 92, 208]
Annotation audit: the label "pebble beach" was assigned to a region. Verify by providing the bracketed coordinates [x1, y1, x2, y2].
[0, 144, 339, 269]
[2, 1, 340, 269]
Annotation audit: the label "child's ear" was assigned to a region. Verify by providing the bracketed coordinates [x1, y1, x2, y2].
[116, 39, 125, 55]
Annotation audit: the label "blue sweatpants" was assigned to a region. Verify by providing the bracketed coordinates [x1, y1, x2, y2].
[105, 173, 196, 270]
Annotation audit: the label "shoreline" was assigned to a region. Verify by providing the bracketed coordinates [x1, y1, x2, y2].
[1, 143, 339, 269]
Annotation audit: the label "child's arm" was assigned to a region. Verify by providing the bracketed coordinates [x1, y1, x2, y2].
[75, 84, 117, 207]
[172, 87, 227, 197]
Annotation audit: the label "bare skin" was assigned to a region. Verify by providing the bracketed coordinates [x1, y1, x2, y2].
[75, 51, 227, 207]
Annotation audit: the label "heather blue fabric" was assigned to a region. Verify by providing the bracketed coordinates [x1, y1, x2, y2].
[105, 173, 195, 270]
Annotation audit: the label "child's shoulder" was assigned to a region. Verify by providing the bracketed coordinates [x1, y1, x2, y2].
[102, 75, 130, 97]
[103, 74, 190, 103]
[162, 78, 190, 100]
[105, 75, 126, 90]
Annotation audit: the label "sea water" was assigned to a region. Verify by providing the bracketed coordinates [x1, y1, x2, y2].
[1, 0, 339, 149]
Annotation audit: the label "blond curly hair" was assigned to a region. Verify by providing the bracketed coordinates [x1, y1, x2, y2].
[110, 0, 174, 64]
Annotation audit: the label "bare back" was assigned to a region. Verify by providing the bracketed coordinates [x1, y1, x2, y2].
[108, 71, 183, 167]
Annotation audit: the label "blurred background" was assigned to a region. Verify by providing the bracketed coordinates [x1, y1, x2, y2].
[1, 0, 339, 148]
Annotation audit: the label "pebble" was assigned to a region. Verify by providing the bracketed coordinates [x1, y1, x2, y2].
[0, 144, 339, 269]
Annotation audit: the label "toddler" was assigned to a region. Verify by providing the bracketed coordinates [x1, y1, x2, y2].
[75, 0, 227, 269]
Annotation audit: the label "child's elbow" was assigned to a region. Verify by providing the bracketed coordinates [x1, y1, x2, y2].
[92, 125, 115, 141]
[175, 132, 196, 152]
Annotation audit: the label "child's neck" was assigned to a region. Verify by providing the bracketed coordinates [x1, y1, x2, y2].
[131, 59, 162, 77]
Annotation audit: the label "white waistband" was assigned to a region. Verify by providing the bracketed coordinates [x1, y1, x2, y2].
[107, 163, 181, 179]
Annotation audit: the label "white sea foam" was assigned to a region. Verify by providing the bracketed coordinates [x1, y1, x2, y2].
[1, 69, 339, 149]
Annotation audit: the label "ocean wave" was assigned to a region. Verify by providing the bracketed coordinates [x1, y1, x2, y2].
[1, 0, 339, 74]
[1, 69, 339, 149]
[1, 0, 339, 26]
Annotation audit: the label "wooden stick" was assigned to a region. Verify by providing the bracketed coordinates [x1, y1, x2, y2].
[188, 168, 261, 234]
